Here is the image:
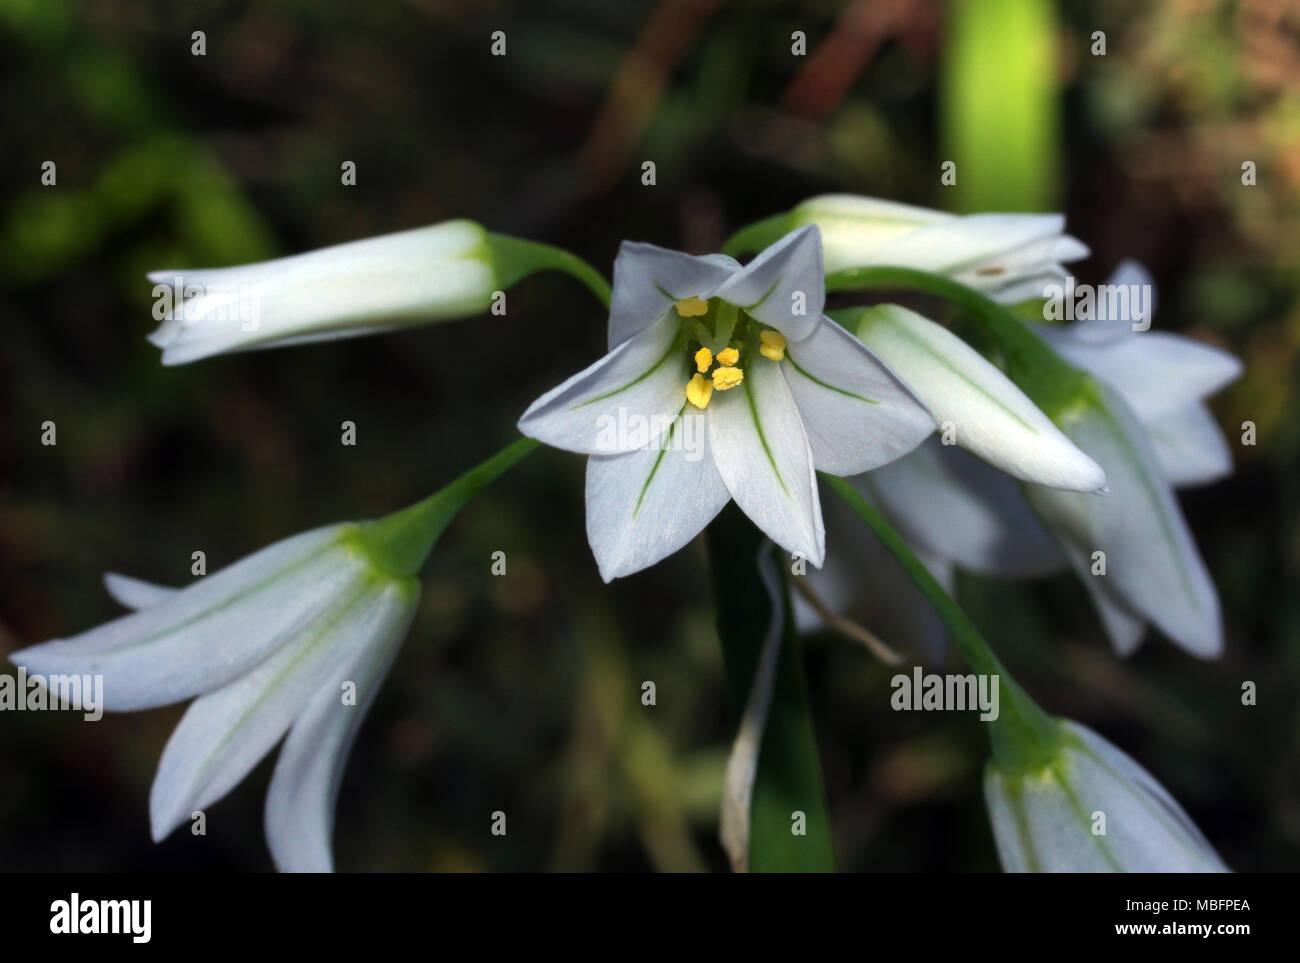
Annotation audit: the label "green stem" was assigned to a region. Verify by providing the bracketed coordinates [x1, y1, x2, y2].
[487, 234, 612, 308]
[822, 475, 1061, 773]
[825, 265, 1091, 419]
[361, 437, 539, 578]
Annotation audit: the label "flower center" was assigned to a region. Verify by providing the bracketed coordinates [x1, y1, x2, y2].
[674, 297, 786, 410]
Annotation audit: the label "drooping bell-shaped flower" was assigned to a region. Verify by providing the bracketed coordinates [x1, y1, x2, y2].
[10, 523, 418, 871]
[832, 264, 1240, 658]
[10, 438, 533, 871]
[1034, 261, 1242, 488]
[148, 221, 500, 365]
[984, 720, 1227, 872]
[517, 227, 937, 580]
[1021, 263, 1240, 657]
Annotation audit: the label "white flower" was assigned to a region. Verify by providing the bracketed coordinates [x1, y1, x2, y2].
[984, 720, 1227, 872]
[1035, 261, 1242, 488]
[790, 194, 1088, 303]
[148, 220, 496, 365]
[853, 304, 1105, 492]
[9, 523, 419, 872]
[517, 226, 936, 580]
[857, 437, 1067, 581]
[843, 262, 1241, 658]
[1023, 262, 1241, 657]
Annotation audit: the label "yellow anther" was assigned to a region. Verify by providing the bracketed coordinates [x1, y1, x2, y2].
[715, 346, 740, 367]
[711, 366, 744, 391]
[758, 330, 787, 361]
[675, 296, 709, 318]
[694, 346, 713, 373]
[685, 372, 714, 410]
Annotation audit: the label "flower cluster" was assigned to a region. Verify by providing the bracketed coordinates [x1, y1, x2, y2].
[12, 196, 1240, 873]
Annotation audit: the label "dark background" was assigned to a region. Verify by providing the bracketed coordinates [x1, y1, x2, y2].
[1, 0, 1295, 871]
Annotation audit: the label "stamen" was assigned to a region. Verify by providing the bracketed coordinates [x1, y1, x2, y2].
[676, 296, 709, 317]
[694, 346, 713, 373]
[715, 346, 740, 367]
[685, 373, 714, 409]
[711, 366, 744, 391]
[758, 330, 786, 361]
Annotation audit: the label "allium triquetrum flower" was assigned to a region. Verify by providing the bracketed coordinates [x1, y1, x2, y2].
[148, 221, 499, 365]
[1022, 262, 1241, 657]
[517, 226, 936, 580]
[832, 262, 1241, 657]
[10, 523, 419, 872]
[733, 194, 1088, 304]
[984, 720, 1227, 872]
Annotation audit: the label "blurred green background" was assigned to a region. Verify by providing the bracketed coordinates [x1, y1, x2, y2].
[1, 0, 1296, 872]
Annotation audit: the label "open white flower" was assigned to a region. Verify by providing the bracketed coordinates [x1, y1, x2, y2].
[9, 523, 419, 872]
[985, 720, 1227, 872]
[148, 221, 497, 365]
[789, 194, 1088, 303]
[517, 226, 935, 580]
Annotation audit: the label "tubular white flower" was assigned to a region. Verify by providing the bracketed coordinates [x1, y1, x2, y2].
[9, 523, 420, 872]
[854, 304, 1106, 492]
[518, 227, 935, 581]
[148, 220, 497, 365]
[791, 195, 1088, 303]
[984, 721, 1227, 872]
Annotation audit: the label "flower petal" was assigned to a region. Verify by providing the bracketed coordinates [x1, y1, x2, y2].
[1040, 261, 1156, 343]
[10, 525, 361, 711]
[855, 305, 1106, 492]
[715, 226, 824, 341]
[607, 241, 738, 349]
[982, 768, 1039, 872]
[584, 408, 730, 580]
[1145, 402, 1234, 487]
[1037, 327, 1242, 417]
[103, 573, 179, 610]
[708, 354, 825, 565]
[780, 317, 934, 476]
[859, 439, 1067, 578]
[1078, 573, 1147, 656]
[1066, 722, 1227, 872]
[149, 580, 417, 842]
[263, 589, 413, 872]
[793, 196, 948, 271]
[880, 212, 1080, 275]
[1024, 385, 1222, 657]
[517, 310, 687, 455]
